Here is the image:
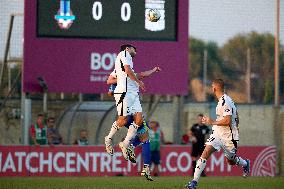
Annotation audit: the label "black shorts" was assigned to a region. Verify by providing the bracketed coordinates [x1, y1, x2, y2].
[151, 150, 160, 165]
[191, 144, 205, 157]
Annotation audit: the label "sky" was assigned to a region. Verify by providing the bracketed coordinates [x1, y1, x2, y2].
[189, 0, 284, 46]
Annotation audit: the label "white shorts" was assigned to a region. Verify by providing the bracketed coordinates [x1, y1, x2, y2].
[205, 132, 238, 160]
[114, 92, 142, 116]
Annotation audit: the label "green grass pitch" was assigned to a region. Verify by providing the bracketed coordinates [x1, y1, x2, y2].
[0, 176, 283, 189]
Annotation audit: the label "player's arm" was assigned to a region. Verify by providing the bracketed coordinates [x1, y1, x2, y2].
[202, 115, 231, 126]
[124, 65, 145, 91]
[106, 75, 117, 85]
[137, 67, 161, 80]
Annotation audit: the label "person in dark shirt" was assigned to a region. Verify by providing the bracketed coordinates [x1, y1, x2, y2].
[189, 113, 210, 176]
[47, 117, 63, 145]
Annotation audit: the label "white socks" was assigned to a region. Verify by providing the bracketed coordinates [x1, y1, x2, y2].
[235, 156, 248, 167]
[106, 121, 119, 139]
[123, 122, 139, 147]
[193, 158, 207, 182]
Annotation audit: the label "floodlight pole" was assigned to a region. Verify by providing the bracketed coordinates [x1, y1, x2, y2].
[21, 92, 31, 145]
[43, 91, 47, 114]
[274, 0, 280, 107]
[203, 49, 208, 101]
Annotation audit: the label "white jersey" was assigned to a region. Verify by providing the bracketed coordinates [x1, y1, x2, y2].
[213, 94, 239, 141]
[113, 50, 139, 94]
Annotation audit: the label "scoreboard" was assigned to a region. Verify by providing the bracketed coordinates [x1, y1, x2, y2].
[37, 0, 177, 41]
[24, 0, 188, 95]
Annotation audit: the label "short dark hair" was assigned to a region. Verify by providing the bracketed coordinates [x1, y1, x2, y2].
[120, 44, 136, 52]
[198, 113, 204, 117]
[212, 79, 225, 90]
[150, 121, 159, 127]
[47, 117, 55, 122]
[37, 113, 44, 117]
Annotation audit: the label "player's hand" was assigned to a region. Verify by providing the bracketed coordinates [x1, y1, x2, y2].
[202, 116, 213, 125]
[191, 136, 197, 143]
[153, 67, 161, 72]
[137, 80, 146, 91]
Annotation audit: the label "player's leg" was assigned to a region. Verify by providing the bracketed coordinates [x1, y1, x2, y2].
[121, 94, 142, 148]
[151, 150, 161, 176]
[191, 144, 199, 176]
[186, 135, 220, 189]
[138, 131, 154, 181]
[194, 145, 215, 180]
[128, 127, 149, 163]
[105, 93, 128, 155]
[198, 145, 207, 177]
[224, 140, 250, 178]
[127, 136, 140, 163]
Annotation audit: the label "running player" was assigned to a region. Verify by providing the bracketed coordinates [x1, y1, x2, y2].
[186, 79, 250, 189]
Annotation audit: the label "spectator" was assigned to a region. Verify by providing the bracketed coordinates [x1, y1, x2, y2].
[188, 113, 210, 176]
[73, 129, 89, 145]
[30, 113, 48, 145]
[47, 117, 63, 145]
[149, 121, 164, 176]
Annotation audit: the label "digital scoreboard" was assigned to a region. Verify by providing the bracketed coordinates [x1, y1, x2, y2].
[37, 0, 177, 41]
[24, 0, 189, 95]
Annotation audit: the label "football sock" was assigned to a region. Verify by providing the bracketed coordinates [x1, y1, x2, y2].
[193, 158, 207, 182]
[142, 140, 151, 165]
[235, 156, 248, 167]
[123, 122, 138, 147]
[192, 160, 197, 175]
[106, 121, 119, 139]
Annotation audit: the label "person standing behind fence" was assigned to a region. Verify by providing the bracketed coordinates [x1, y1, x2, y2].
[30, 113, 48, 145]
[47, 117, 63, 145]
[73, 129, 89, 146]
[149, 121, 164, 176]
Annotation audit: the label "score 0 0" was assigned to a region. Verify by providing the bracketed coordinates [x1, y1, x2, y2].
[92, 1, 131, 21]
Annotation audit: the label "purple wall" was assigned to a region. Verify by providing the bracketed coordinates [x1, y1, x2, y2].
[24, 0, 188, 94]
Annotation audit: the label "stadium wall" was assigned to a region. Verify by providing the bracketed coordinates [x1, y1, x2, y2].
[0, 100, 283, 147]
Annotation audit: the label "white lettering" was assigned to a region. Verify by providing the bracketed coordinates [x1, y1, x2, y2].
[121, 2, 131, 21]
[90, 52, 116, 71]
[89, 152, 100, 172]
[91, 53, 101, 70]
[101, 153, 111, 172]
[166, 152, 178, 172]
[77, 153, 89, 172]
[53, 152, 65, 173]
[2, 153, 16, 172]
[112, 153, 122, 172]
[211, 154, 224, 172]
[39, 152, 52, 173]
[66, 152, 76, 172]
[25, 152, 38, 173]
[15, 152, 26, 172]
[177, 152, 191, 172]
[101, 53, 115, 70]
[92, 1, 102, 20]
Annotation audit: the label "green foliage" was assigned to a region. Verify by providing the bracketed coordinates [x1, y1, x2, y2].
[189, 31, 284, 103]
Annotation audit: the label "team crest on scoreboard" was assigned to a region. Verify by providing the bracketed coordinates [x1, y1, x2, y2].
[54, 0, 76, 29]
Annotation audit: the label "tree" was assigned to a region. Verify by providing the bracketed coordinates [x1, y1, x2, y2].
[220, 31, 282, 103]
